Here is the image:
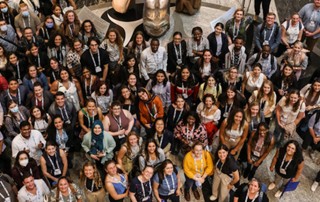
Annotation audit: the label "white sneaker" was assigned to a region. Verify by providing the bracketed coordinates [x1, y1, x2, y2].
[268, 182, 276, 190]
[210, 195, 217, 201]
[275, 190, 283, 198]
[311, 181, 319, 192]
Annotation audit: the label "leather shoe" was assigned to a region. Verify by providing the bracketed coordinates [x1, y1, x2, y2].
[192, 189, 201, 200]
[184, 190, 191, 201]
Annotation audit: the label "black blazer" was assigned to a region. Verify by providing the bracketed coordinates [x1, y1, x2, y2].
[207, 32, 228, 59]
[167, 40, 187, 73]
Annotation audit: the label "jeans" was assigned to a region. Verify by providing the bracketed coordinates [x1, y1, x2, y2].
[184, 174, 212, 202]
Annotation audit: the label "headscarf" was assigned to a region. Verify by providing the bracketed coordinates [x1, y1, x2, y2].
[90, 120, 104, 154]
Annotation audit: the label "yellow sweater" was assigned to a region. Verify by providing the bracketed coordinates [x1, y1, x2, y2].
[183, 150, 214, 179]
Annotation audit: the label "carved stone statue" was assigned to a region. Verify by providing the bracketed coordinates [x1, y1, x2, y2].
[176, 0, 201, 15]
[112, 0, 135, 14]
[143, 0, 170, 37]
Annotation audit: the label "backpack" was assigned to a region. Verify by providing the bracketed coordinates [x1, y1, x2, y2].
[259, 22, 280, 42]
[283, 19, 303, 31]
[253, 52, 276, 72]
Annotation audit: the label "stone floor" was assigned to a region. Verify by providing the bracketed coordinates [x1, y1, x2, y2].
[69, 1, 320, 201]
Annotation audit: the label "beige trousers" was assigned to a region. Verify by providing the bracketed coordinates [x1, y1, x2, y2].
[212, 168, 232, 202]
[84, 188, 106, 202]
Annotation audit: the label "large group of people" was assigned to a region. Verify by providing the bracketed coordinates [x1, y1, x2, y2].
[0, 0, 319, 201]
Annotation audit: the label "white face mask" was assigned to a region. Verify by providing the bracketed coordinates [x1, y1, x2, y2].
[19, 159, 29, 167]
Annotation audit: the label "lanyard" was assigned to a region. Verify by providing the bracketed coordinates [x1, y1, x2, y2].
[224, 102, 233, 114]
[86, 110, 95, 128]
[44, 28, 49, 39]
[141, 180, 151, 198]
[18, 110, 25, 121]
[194, 154, 204, 173]
[0, 181, 9, 199]
[18, 167, 33, 176]
[60, 188, 72, 202]
[37, 55, 41, 67]
[85, 76, 92, 97]
[181, 83, 188, 95]
[47, 153, 60, 171]
[90, 50, 100, 67]
[173, 108, 183, 124]
[156, 132, 164, 147]
[23, 16, 31, 28]
[69, 24, 74, 36]
[216, 159, 224, 173]
[233, 21, 240, 40]
[16, 62, 21, 80]
[59, 106, 70, 122]
[112, 114, 122, 129]
[111, 174, 127, 188]
[263, 25, 275, 42]
[52, 71, 57, 81]
[174, 43, 182, 60]
[85, 178, 95, 192]
[280, 154, 292, 171]
[7, 89, 21, 105]
[145, 103, 157, 119]
[186, 124, 195, 141]
[245, 192, 258, 202]
[164, 174, 175, 190]
[35, 96, 44, 110]
[57, 131, 64, 144]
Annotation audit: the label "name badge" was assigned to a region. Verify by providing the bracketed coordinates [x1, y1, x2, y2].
[263, 41, 269, 45]
[309, 21, 316, 28]
[4, 197, 11, 202]
[18, 79, 23, 85]
[182, 93, 188, 99]
[168, 189, 175, 195]
[65, 120, 71, 125]
[177, 59, 182, 64]
[223, 112, 229, 118]
[253, 151, 261, 157]
[280, 168, 286, 175]
[54, 169, 62, 176]
[142, 196, 149, 201]
[95, 66, 102, 73]
[119, 134, 125, 139]
[229, 138, 236, 142]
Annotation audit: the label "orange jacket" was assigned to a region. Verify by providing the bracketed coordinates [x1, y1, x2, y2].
[138, 95, 164, 126]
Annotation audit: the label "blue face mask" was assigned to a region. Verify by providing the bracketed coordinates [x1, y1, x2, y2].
[46, 22, 54, 28]
[1, 7, 8, 13]
[22, 11, 29, 17]
[10, 106, 19, 113]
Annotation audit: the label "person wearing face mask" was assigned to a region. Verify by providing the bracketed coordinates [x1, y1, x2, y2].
[246, 44, 277, 79]
[0, 17, 17, 53]
[11, 121, 46, 165]
[224, 37, 247, 74]
[11, 151, 41, 189]
[39, 16, 57, 45]
[14, 3, 41, 39]
[0, 1, 18, 27]
[4, 100, 30, 139]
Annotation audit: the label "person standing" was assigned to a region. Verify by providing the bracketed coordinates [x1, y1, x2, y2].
[140, 38, 167, 83]
[299, 0, 320, 52]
